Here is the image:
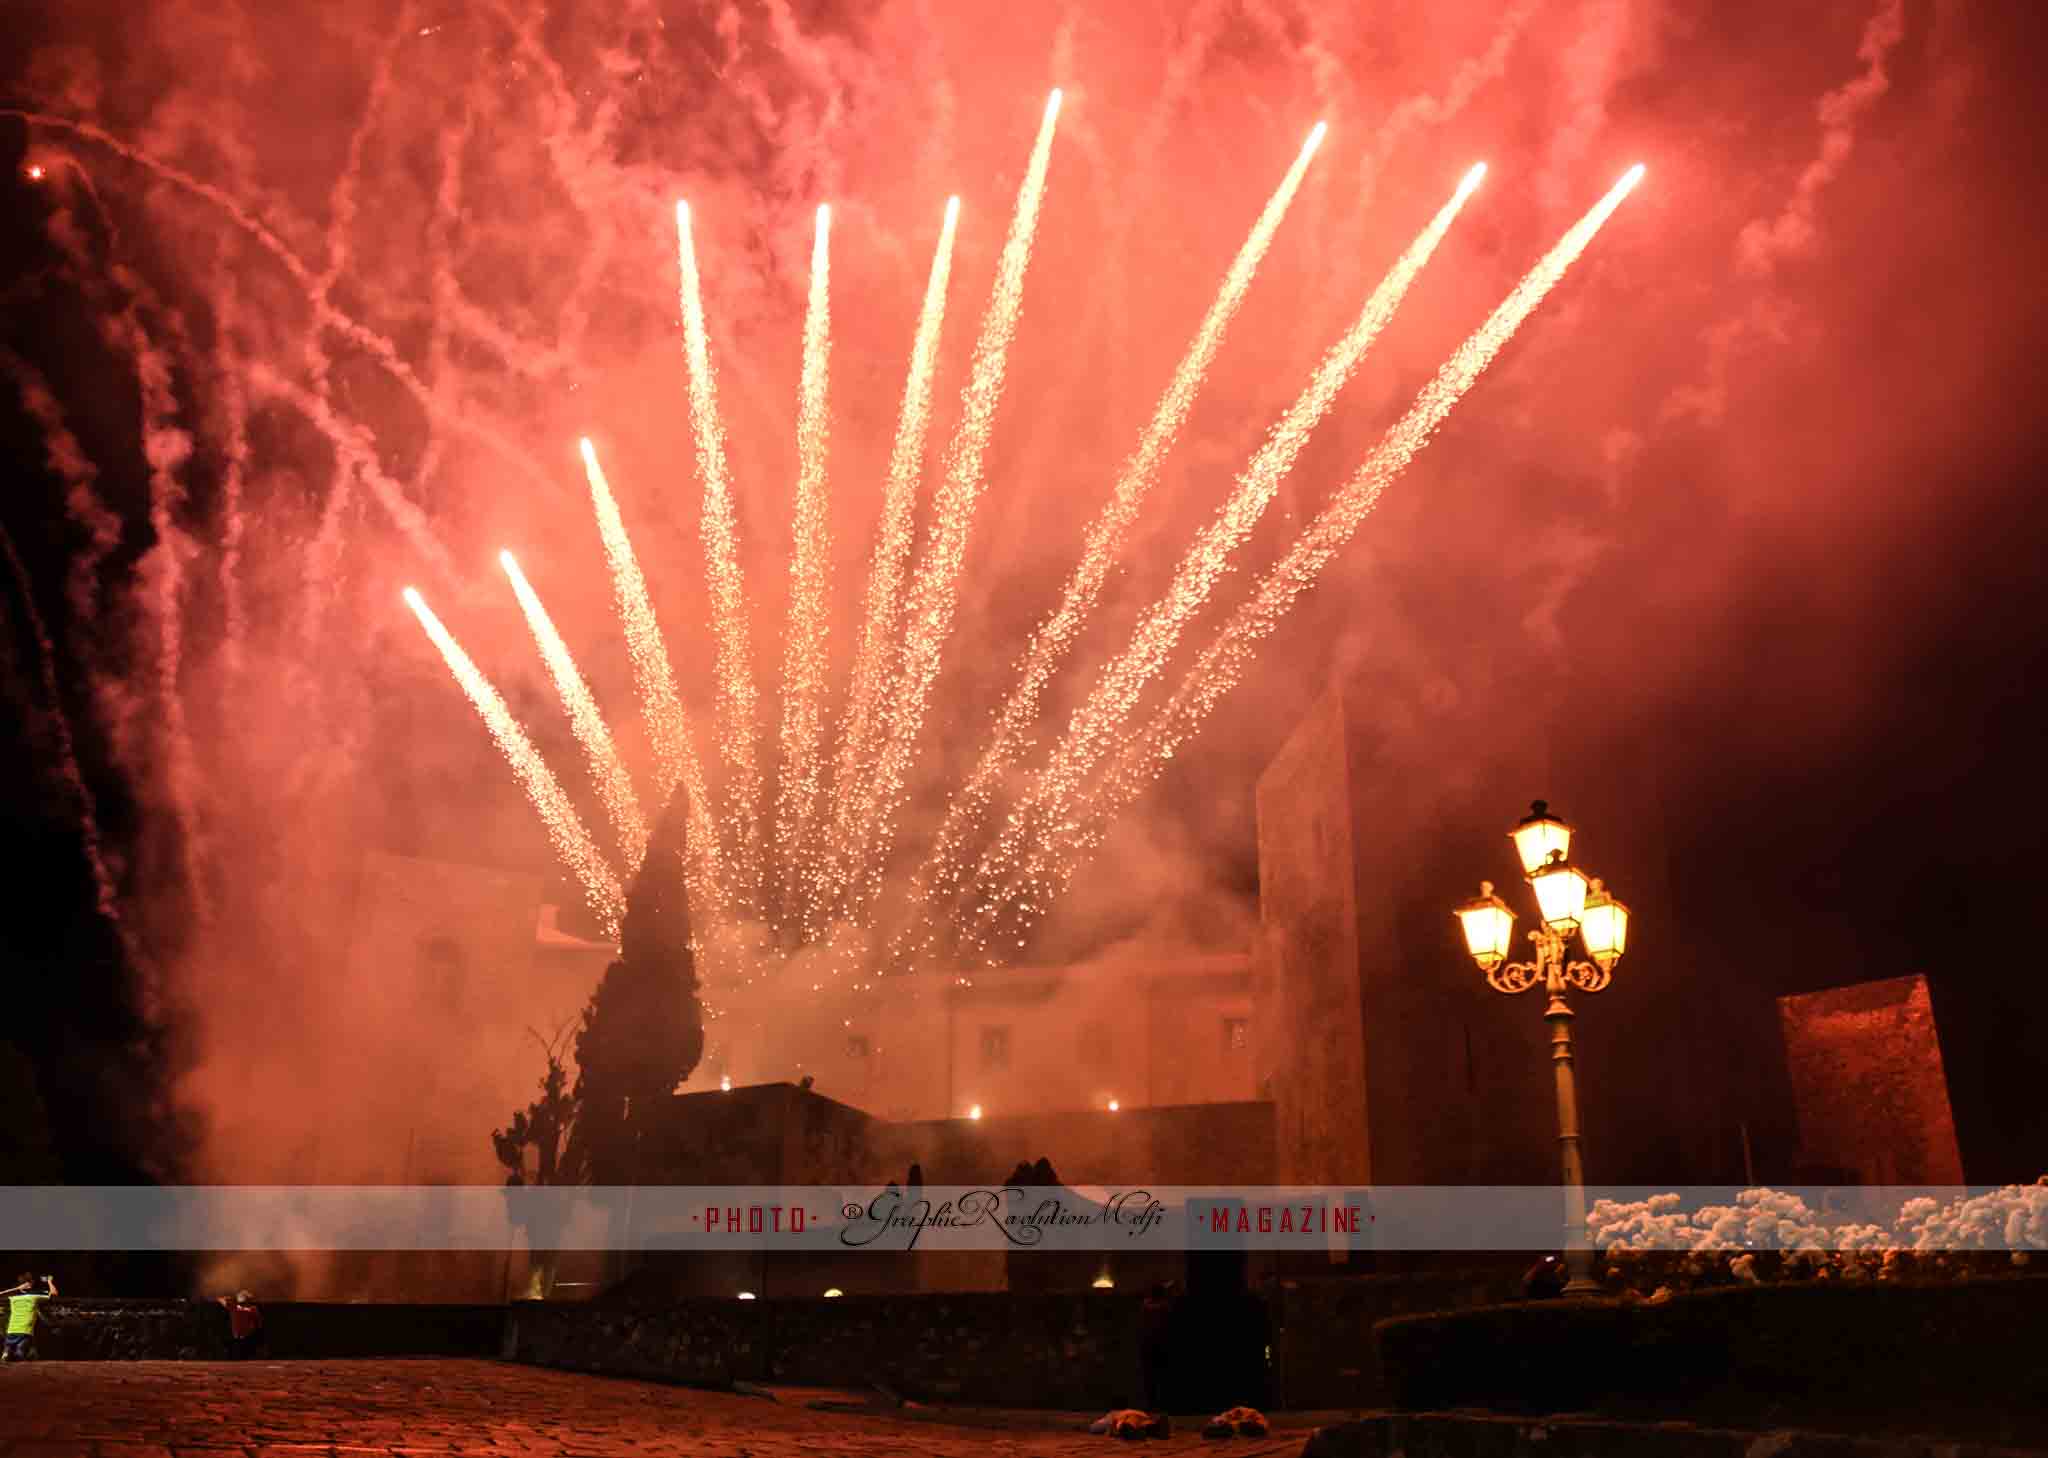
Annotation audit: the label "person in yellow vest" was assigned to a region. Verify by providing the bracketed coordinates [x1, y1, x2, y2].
[4, 1273, 56, 1361]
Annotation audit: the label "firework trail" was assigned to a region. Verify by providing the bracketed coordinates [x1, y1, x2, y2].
[776, 204, 835, 922]
[242, 361, 451, 580]
[822, 196, 960, 904]
[577, 439, 724, 901]
[953, 163, 1489, 938]
[978, 166, 1647, 942]
[501, 551, 651, 872]
[209, 270, 251, 680]
[0, 523, 126, 939]
[90, 264, 211, 928]
[676, 200, 767, 897]
[0, 111, 572, 508]
[403, 587, 626, 935]
[0, 347, 120, 630]
[305, 0, 412, 388]
[837, 90, 1063, 906]
[908, 123, 1330, 925]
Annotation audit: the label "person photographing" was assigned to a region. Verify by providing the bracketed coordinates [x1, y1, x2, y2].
[4, 1273, 56, 1361]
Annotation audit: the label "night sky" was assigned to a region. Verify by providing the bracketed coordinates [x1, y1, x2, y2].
[3, 0, 2045, 1193]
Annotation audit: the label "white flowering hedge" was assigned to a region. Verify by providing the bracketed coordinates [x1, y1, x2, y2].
[1583, 1179, 2048, 1295]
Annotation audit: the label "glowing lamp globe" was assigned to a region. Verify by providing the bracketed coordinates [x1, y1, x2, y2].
[1510, 801, 1573, 877]
[1579, 879, 1630, 972]
[1455, 882, 1517, 972]
[1529, 851, 1590, 934]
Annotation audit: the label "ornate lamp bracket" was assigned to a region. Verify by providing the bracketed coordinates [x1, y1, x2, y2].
[1485, 960, 1544, 995]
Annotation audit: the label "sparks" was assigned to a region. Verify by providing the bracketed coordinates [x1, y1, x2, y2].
[993, 165, 1648, 933]
[577, 438, 723, 901]
[960, 162, 1489, 951]
[500, 550, 650, 872]
[776, 200, 835, 928]
[404, 588, 624, 935]
[823, 195, 962, 911]
[907, 122, 1334, 939]
[840, 85, 1063, 905]
[677, 198, 766, 899]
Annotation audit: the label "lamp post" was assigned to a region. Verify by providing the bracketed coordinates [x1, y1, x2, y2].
[1453, 801, 1631, 1297]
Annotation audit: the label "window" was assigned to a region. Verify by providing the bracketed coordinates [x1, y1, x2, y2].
[418, 935, 465, 1010]
[980, 1025, 1012, 1071]
[1223, 1017, 1249, 1053]
[846, 1034, 871, 1059]
[1079, 1020, 1112, 1070]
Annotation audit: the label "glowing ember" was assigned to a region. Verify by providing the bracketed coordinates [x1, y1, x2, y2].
[402, 587, 624, 935]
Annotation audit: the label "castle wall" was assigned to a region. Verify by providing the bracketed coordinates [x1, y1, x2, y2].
[1253, 686, 1371, 1185]
[1777, 974, 1965, 1185]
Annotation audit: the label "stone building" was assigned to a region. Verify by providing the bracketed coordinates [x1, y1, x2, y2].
[1777, 974, 1965, 1185]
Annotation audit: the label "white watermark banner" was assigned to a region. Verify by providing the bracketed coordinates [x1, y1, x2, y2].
[0, 1185, 2042, 1251]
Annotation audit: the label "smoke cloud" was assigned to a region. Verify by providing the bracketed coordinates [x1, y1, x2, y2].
[3, 0, 2045, 1267]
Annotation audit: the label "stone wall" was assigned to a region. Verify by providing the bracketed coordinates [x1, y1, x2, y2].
[508, 1290, 1147, 1409]
[1254, 686, 1370, 1187]
[25, 1300, 507, 1360]
[1255, 674, 1730, 1194]
[512, 1270, 1527, 1410]
[1778, 974, 1965, 1184]
[1269, 1269, 1526, 1409]
[876, 1099, 1277, 1187]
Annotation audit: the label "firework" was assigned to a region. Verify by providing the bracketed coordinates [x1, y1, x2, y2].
[403, 587, 625, 935]
[677, 199, 766, 896]
[837, 89, 1063, 906]
[776, 203, 835, 926]
[908, 123, 1333, 923]
[501, 550, 650, 871]
[823, 196, 961, 909]
[953, 164, 1489, 940]
[577, 438, 723, 901]
[980, 166, 1648, 940]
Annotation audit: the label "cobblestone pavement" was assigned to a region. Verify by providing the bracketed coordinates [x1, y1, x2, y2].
[0, 1360, 1305, 1458]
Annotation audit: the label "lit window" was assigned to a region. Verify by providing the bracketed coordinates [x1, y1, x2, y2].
[1223, 1017, 1249, 1052]
[980, 1025, 1012, 1071]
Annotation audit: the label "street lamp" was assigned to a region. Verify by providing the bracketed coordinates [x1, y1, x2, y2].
[1453, 802, 1633, 1297]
